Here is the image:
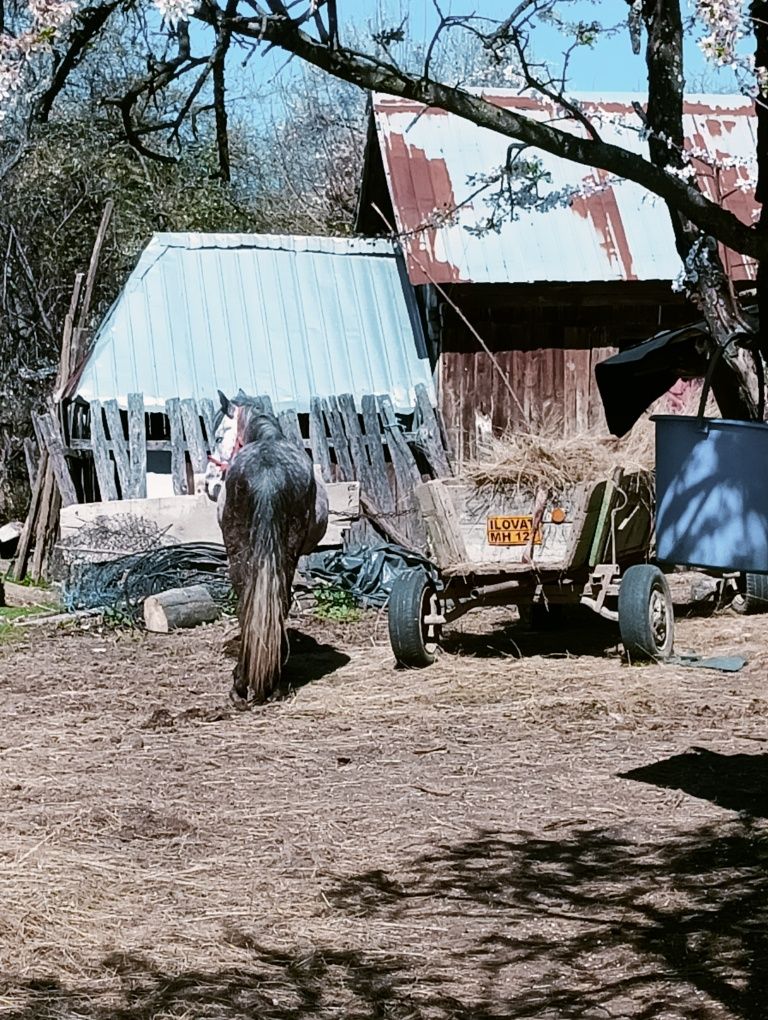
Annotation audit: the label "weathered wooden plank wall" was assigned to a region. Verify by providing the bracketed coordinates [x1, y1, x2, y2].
[32, 386, 451, 556]
[435, 281, 698, 463]
[440, 344, 619, 463]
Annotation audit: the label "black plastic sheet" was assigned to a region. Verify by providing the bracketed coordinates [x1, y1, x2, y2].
[306, 542, 436, 607]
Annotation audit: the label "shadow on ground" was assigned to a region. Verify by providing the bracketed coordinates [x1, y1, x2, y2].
[278, 629, 351, 694]
[223, 627, 350, 697]
[7, 815, 768, 1018]
[621, 747, 768, 819]
[443, 607, 621, 659]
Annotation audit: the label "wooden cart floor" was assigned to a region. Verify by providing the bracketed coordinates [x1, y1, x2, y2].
[441, 560, 571, 578]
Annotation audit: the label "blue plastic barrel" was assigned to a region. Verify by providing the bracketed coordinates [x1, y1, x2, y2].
[653, 415, 768, 573]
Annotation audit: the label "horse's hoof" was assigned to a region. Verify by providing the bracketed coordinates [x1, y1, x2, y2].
[228, 686, 250, 711]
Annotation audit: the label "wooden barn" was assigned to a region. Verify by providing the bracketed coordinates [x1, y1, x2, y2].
[356, 91, 758, 461]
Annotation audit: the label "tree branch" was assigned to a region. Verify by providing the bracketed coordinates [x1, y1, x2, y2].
[35, 0, 122, 122]
[212, 0, 238, 180]
[218, 8, 766, 261]
[104, 24, 207, 162]
[508, 25, 601, 142]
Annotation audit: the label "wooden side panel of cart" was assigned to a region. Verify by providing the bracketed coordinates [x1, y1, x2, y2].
[415, 471, 654, 575]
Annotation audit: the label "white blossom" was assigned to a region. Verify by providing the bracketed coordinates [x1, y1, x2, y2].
[153, 0, 196, 27]
[0, 0, 77, 123]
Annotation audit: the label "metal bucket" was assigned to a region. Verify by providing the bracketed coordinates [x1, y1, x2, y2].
[653, 414, 768, 572]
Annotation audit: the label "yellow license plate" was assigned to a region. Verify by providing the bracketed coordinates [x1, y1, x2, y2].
[486, 515, 542, 546]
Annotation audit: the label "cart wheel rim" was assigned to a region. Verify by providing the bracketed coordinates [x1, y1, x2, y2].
[731, 591, 747, 613]
[422, 587, 442, 655]
[649, 586, 672, 652]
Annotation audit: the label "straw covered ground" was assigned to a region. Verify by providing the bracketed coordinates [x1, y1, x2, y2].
[1, 599, 767, 1019]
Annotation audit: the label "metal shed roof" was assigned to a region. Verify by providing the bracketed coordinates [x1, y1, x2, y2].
[76, 233, 434, 411]
[369, 91, 757, 286]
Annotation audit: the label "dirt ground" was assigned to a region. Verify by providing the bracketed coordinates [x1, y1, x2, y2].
[0, 599, 767, 1020]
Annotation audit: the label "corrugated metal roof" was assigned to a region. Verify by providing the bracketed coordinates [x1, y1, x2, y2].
[76, 233, 434, 411]
[370, 91, 757, 286]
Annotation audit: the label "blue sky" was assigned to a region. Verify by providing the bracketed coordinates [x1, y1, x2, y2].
[245, 0, 744, 97]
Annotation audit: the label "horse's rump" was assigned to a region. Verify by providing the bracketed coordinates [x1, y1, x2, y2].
[221, 420, 317, 702]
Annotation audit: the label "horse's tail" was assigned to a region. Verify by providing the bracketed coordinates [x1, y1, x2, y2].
[238, 507, 287, 703]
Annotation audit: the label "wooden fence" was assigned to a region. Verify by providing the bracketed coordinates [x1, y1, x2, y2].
[29, 384, 452, 558]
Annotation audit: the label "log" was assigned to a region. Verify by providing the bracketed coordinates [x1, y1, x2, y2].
[143, 584, 219, 633]
[13, 607, 102, 627]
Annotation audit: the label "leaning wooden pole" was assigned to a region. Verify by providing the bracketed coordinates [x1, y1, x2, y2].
[11, 200, 114, 581]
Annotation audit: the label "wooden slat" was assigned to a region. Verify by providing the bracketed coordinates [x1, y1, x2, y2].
[337, 394, 370, 488]
[22, 437, 38, 490]
[571, 345, 592, 433]
[377, 394, 425, 549]
[103, 400, 131, 497]
[376, 395, 421, 487]
[165, 397, 188, 495]
[29, 479, 59, 583]
[309, 397, 333, 481]
[32, 411, 78, 507]
[414, 480, 468, 568]
[10, 450, 47, 579]
[199, 398, 217, 451]
[589, 343, 617, 431]
[325, 396, 354, 479]
[414, 383, 452, 478]
[360, 394, 394, 513]
[53, 272, 84, 402]
[76, 200, 113, 332]
[127, 393, 147, 499]
[278, 408, 304, 450]
[563, 347, 578, 435]
[180, 398, 208, 473]
[87, 400, 118, 501]
[69, 439, 172, 453]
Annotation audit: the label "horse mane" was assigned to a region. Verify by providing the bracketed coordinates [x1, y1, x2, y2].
[241, 410, 283, 446]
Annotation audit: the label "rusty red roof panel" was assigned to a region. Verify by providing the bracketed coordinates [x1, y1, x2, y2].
[370, 91, 757, 286]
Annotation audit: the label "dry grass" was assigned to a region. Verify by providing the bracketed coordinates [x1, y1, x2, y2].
[465, 417, 656, 490]
[0, 600, 767, 1018]
[465, 386, 717, 491]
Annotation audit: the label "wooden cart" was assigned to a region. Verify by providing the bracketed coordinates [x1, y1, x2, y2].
[388, 470, 674, 666]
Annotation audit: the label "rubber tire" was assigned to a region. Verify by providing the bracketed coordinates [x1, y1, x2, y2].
[618, 564, 674, 662]
[388, 569, 440, 668]
[731, 573, 768, 615]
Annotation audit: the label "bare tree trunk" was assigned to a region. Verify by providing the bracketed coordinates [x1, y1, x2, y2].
[642, 0, 759, 418]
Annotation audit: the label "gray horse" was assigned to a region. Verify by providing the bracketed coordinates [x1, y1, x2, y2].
[205, 392, 328, 703]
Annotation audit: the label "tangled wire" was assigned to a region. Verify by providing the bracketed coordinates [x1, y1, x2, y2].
[63, 543, 233, 622]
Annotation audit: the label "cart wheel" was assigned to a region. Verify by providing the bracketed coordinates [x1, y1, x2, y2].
[731, 573, 768, 615]
[618, 564, 674, 661]
[388, 568, 442, 667]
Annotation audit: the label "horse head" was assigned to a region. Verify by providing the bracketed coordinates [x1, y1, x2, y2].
[205, 393, 288, 503]
[204, 390, 243, 503]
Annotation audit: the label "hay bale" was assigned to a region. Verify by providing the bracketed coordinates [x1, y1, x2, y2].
[465, 424, 655, 492]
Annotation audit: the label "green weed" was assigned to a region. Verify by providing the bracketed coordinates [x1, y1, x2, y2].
[312, 584, 360, 623]
[0, 604, 53, 644]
